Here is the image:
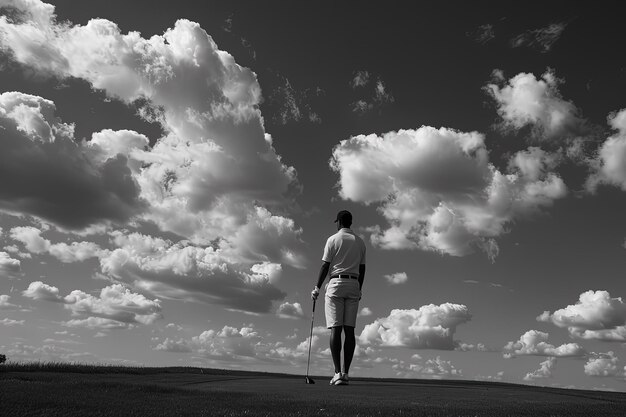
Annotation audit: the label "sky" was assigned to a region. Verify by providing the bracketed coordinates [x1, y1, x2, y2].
[1, 0, 626, 391]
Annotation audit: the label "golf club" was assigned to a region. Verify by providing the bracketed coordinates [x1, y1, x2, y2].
[305, 298, 316, 384]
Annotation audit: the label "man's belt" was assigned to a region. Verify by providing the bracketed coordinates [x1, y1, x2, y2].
[330, 274, 358, 279]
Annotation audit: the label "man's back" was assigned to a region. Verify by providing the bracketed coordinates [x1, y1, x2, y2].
[323, 228, 366, 277]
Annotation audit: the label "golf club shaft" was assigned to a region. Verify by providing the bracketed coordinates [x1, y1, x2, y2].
[305, 299, 316, 378]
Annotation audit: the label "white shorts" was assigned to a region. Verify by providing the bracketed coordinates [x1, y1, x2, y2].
[325, 278, 361, 328]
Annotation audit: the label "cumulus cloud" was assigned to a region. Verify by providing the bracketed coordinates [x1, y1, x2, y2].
[538, 290, 626, 341]
[0, 92, 146, 230]
[485, 70, 585, 141]
[0, 294, 18, 309]
[389, 355, 462, 379]
[154, 337, 193, 353]
[277, 301, 304, 319]
[0, 0, 307, 313]
[584, 352, 622, 377]
[10, 226, 104, 262]
[0, 0, 303, 240]
[100, 231, 287, 313]
[384, 272, 408, 285]
[524, 357, 556, 381]
[586, 109, 626, 192]
[359, 303, 471, 350]
[0, 251, 21, 277]
[359, 307, 372, 317]
[503, 330, 585, 358]
[331, 126, 566, 260]
[510, 23, 568, 53]
[22, 280, 162, 329]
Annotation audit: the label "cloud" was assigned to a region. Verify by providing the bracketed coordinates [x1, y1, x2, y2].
[537, 290, 626, 341]
[586, 109, 626, 192]
[359, 303, 471, 350]
[350, 72, 394, 114]
[468, 24, 495, 45]
[331, 126, 566, 260]
[503, 330, 585, 358]
[584, 352, 622, 377]
[0, 294, 18, 309]
[0, 0, 307, 313]
[359, 307, 372, 317]
[351, 70, 370, 88]
[268, 76, 322, 125]
[0, 92, 146, 230]
[0, 0, 303, 245]
[384, 272, 408, 285]
[524, 357, 556, 381]
[22, 280, 63, 302]
[389, 355, 462, 379]
[154, 337, 193, 353]
[0, 317, 24, 326]
[277, 301, 304, 319]
[23, 280, 162, 329]
[485, 69, 585, 141]
[10, 226, 104, 262]
[0, 251, 21, 277]
[510, 22, 568, 53]
[100, 231, 288, 313]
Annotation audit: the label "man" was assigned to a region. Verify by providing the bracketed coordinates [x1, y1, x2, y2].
[311, 210, 366, 386]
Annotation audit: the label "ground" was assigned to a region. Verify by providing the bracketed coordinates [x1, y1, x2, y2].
[2, 367, 626, 416]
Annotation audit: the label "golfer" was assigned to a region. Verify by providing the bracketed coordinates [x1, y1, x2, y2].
[311, 210, 366, 386]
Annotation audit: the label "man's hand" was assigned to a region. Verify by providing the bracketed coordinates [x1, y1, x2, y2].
[311, 286, 320, 300]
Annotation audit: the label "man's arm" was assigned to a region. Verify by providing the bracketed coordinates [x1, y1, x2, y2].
[358, 264, 366, 291]
[316, 261, 331, 289]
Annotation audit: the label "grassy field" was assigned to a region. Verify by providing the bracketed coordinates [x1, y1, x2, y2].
[2, 363, 626, 416]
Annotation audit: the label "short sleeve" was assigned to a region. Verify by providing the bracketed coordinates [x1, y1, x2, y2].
[322, 237, 333, 263]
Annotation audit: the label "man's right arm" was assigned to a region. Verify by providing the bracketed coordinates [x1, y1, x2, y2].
[358, 264, 365, 291]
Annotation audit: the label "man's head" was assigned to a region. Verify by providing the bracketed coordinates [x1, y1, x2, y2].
[334, 210, 353, 228]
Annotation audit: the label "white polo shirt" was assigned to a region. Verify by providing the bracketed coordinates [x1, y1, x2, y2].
[322, 228, 366, 277]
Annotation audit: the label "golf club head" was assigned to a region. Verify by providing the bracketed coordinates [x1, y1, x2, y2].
[305, 376, 315, 384]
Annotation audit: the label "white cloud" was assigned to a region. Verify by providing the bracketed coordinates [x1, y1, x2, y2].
[524, 357, 556, 381]
[0, 251, 21, 278]
[384, 272, 408, 285]
[584, 352, 622, 377]
[0, 294, 18, 309]
[100, 231, 287, 313]
[389, 355, 462, 379]
[0, 1, 306, 312]
[485, 70, 584, 140]
[154, 337, 193, 353]
[359, 307, 372, 317]
[331, 126, 566, 260]
[277, 301, 304, 319]
[468, 24, 495, 45]
[586, 109, 626, 192]
[538, 290, 626, 341]
[23, 280, 161, 329]
[11, 226, 104, 262]
[359, 303, 471, 350]
[22, 280, 63, 302]
[503, 330, 585, 358]
[0, 317, 24, 326]
[510, 23, 568, 53]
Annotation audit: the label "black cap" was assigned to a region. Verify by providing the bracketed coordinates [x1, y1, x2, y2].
[334, 210, 352, 224]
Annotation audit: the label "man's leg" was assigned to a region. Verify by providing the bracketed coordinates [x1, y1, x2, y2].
[343, 325, 355, 374]
[330, 326, 343, 374]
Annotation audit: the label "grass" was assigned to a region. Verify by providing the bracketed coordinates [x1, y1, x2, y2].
[2, 362, 626, 416]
